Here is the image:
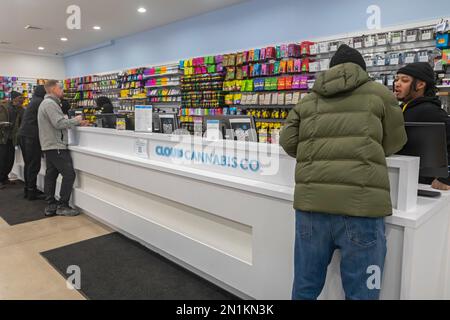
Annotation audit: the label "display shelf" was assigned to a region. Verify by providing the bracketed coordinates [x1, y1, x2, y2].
[118, 97, 148, 100]
[150, 101, 182, 104]
[237, 57, 309, 65]
[231, 104, 295, 109]
[234, 72, 317, 79]
[314, 39, 436, 58]
[254, 118, 286, 123]
[145, 84, 181, 89]
[147, 94, 182, 98]
[179, 113, 229, 117]
[224, 89, 309, 93]
[181, 88, 223, 92]
[366, 64, 414, 72]
[143, 71, 182, 79]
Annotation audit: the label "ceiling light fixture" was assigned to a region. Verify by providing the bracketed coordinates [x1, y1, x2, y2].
[93, 26, 101, 30]
[60, 37, 68, 42]
[138, 7, 147, 13]
[38, 46, 45, 50]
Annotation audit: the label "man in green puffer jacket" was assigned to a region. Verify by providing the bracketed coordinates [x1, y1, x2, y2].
[280, 44, 407, 300]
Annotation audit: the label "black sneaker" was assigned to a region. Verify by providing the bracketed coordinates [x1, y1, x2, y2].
[56, 205, 80, 217]
[27, 189, 46, 201]
[0, 182, 5, 190]
[45, 203, 58, 217]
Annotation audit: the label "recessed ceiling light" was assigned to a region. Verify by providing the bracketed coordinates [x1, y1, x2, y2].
[93, 26, 101, 30]
[138, 7, 147, 13]
[60, 37, 68, 42]
[38, 46, 45, 50]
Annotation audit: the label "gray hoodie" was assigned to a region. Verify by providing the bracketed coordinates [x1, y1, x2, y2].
[37, 94, 80, 151]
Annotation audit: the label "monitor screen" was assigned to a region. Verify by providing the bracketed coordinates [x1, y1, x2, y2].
[203, 115, 257, 142]
[159, 114, 179, 134]
[229, 117, 258, 142]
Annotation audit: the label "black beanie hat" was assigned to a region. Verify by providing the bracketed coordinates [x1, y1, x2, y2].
[397, 62, 435, 86]
[329, 44, 367, 71]
[10, 91, 22, 101]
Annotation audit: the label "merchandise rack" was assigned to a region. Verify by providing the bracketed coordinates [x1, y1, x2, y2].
[254, 118, 287, 123]
[231, 104, 296, 108]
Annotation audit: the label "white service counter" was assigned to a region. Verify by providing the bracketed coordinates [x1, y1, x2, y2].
[12, 127, 450, 299]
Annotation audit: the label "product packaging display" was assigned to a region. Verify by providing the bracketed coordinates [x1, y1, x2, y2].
[391, 31, 403, 44]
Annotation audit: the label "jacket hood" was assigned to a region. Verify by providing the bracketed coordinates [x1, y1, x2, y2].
[33, 85, 46, 99]
[312, 63, 370, 97]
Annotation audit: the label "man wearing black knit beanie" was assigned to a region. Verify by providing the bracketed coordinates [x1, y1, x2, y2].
[394, 62, 450, 190]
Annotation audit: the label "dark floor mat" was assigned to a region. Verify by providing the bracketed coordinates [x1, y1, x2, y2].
[41, 232, 240, 300]
[0, 181, 48, 225]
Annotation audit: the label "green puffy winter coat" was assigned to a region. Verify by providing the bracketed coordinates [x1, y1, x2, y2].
[280, 63, 407, 217]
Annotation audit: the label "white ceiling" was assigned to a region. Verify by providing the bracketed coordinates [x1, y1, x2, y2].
[0, 0, 247, 56]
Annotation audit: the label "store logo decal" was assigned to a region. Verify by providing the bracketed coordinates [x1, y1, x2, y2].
[155, 145, 261, 173]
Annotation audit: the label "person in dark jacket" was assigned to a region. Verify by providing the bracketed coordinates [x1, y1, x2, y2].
[394, 62, 450, 190]
[95, 96, 115, 128]
[0, 91, 24, 189]
[18, 85, 47, 199]
[60, 98, 71, 115]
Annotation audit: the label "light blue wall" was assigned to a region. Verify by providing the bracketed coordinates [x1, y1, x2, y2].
[64, 0, 450, 77]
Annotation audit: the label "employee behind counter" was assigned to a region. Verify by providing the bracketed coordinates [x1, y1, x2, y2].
[394, 62, 450, 190]
[94, 96, 116, 129]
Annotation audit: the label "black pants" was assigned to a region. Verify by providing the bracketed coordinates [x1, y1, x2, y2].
[44, 150, 76, 206]
[19, 136, 42, 191]
[0, 139, 15, 183]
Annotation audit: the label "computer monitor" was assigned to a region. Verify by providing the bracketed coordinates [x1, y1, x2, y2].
[204, 116, 232, 140]
[203, 115, 257, 142]
[228, 116, 258, 142]
[152, 113, 161, 133]
[397, 122, 448, 197]
[95, 113, 117, 129]
[68, 108, 83, 119]
[159, 113, 179, 134]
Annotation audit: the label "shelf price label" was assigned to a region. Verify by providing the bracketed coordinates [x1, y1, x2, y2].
[389, 58, 399, 65]
[405, 56, 416, 64]
[377, 39, 387, 46]
[421, 33, 432, 41]
[391, 36, 402, 44]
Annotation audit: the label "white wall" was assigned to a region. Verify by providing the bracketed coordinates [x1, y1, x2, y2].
[0, 51, 65, 79]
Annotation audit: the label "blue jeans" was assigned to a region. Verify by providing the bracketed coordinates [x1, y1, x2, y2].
[292, 210, 387, 300]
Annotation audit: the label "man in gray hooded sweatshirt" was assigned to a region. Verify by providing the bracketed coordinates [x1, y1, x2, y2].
[38, 80, 89, 217]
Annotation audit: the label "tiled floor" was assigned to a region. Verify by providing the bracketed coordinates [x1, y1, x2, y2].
[0, 212, 113, 300]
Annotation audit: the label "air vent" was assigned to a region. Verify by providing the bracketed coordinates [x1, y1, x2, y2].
[24, 25, 43, 30]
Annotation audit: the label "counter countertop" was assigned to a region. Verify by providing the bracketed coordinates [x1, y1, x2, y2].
[69, 141, 449, 229]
